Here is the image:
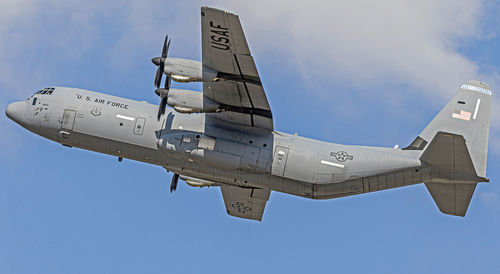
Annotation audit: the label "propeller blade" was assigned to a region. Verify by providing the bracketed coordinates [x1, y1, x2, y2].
[170, 173, 179, 193]
[157, 95, 168, 120]
[162, 35, 170, 58]
[154, 61, 165, 88]
[154, 35, 170, 88]
[154, 66, 162, 88]
[165, 74, 171, 90]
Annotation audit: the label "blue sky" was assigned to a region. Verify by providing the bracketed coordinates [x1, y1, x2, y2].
[1, 1, 500, 273]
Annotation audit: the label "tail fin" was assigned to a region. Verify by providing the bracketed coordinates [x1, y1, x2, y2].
[406, 80, 491, 177]
[405, 80, 492, 216]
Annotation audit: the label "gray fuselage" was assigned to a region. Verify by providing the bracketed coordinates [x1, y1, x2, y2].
[8, 87, 424, 199]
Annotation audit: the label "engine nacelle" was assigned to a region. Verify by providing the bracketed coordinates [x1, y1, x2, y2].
[159, 88, 219, 113]
[180, 176, 216, 188]
[164, 58, 217, 83]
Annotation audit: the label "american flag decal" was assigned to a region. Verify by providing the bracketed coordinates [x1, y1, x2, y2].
[452, 109, 471, 121]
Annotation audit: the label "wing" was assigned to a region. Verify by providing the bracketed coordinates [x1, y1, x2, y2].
[201, 7, 273, 130]
[220, 185, 271, 221]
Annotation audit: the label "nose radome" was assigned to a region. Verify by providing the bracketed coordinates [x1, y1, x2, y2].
[6, 101, 27, 125]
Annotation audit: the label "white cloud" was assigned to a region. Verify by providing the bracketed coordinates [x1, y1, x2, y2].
[209, 0, 494, 95]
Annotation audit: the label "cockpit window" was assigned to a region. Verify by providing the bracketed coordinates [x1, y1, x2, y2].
[35, 87, 55, 96]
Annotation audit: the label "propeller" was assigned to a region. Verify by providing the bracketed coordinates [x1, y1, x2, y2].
[155, 78, 171, 120]
[170, 173, 179, 193]
[152, 35, 172, 120]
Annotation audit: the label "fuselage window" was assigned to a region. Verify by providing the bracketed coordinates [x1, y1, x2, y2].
[32, 97, 37, 105]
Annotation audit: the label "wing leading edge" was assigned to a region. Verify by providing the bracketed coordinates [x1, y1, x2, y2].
[201, 7, 273, 130]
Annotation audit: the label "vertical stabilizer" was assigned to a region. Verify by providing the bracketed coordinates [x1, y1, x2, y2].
[408, 80, 491, 177]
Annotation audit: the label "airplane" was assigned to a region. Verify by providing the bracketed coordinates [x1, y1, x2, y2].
[5, 7, 492, 221]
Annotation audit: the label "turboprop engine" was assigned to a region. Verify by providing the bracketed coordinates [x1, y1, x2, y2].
[151, 35, 223, 119]
[151, 35, 231, 119]
[154, 88, 219, 114]
[152, 57, 218, 83]
[180, 176, 216, 188]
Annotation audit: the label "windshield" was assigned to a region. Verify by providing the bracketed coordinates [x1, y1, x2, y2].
[34, 87, 55, 96]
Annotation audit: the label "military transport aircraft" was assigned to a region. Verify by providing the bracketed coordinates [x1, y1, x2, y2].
[5, 7, 492, 221]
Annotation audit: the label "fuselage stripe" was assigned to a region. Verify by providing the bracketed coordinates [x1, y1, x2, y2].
[116, 114, 135, 121]
[320, 160, 345, 168]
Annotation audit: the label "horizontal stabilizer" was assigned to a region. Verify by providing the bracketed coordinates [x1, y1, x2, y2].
[425, 182, 477, 216]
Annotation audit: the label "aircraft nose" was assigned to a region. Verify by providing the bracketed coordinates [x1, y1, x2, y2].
[5, 101, 27, 125]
